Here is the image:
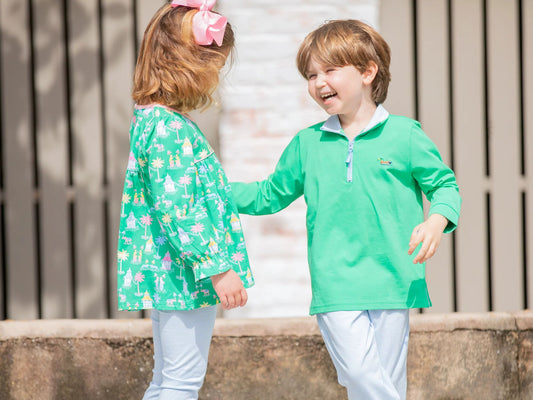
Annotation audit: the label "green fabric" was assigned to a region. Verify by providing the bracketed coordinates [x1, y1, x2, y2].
[231, 114, 460, 315]
[117, 105, 253, 311]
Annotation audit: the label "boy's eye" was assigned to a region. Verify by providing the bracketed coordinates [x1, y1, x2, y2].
[307, 74, 317, 80]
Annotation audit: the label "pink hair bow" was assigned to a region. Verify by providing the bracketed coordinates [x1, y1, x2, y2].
[171, 0, 227, 46]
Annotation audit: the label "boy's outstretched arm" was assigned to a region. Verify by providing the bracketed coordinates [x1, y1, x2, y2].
[408, 213, 448, 264]
[231, 134, 304, 215]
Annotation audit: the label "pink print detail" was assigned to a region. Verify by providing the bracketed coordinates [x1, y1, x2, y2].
[134, 272, 145, 296]
[231, 251, 245, 273]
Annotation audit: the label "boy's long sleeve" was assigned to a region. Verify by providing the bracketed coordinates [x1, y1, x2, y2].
[231, 134, 304, 215]
[409, 123, 461, 233]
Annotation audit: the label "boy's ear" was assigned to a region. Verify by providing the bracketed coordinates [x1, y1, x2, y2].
[362, 61, 378, 85]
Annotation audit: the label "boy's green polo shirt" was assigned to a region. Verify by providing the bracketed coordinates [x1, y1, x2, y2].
[232, 107, 461, 315]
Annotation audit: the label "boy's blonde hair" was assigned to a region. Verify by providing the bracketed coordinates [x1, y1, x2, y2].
[132, 4, 234, 112]
[296, 20, 391, 104]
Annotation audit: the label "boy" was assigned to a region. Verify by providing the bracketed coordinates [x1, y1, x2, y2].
[231, 20, 461, 399]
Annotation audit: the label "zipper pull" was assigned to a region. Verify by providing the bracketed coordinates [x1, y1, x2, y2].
[346, 142, 354, 162]
[346, 142, 354, 182]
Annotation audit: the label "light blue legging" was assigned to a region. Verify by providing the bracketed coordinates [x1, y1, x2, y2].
[317, 309, 410, 400]
[143, 307, 217, 400]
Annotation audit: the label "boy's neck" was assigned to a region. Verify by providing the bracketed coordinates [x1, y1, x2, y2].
[339, 101, 377, 141]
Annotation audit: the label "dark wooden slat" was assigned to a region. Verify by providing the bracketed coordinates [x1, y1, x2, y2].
[69, 0, 106, 318]
[0, 0, 5, 320]
[380, 0, 416, 119]
[0, 0, 39, 319]
[101, 0, 140, 319]
[136, 1, 165, 47]
[417, 0, 454, 313]
[33, 0, 73, 318]
[524, 0, 533, 309]
[487, 0, 522, 311]
[452, 0, 490, 312]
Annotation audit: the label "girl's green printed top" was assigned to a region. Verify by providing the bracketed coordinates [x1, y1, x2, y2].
[117, 104, 253, 311]
[231, 106, 461, 315]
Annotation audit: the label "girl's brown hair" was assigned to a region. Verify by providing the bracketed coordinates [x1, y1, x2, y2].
[296, 20, 391, 104]
[132, 4, 234, 112]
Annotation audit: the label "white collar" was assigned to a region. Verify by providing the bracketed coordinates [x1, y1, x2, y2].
[321, 104, 390, 136]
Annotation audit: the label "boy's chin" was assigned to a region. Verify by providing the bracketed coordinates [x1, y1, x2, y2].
[315, 104, 337, 115]
[321, 108, 338, 116]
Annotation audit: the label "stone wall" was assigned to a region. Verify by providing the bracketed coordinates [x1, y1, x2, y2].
[0, 312, 531, 399]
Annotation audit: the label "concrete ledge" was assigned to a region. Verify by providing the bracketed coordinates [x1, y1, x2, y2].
[0, 312, 532, 399]
[409, 311, 519, 331]
[0, 319, 152, 340]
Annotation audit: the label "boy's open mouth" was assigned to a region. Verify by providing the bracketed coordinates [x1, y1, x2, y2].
[321, 91, 337, 101]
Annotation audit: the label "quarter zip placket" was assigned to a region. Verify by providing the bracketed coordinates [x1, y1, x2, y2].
[345, 140, 355, 183]
[320, 105, 390, 184]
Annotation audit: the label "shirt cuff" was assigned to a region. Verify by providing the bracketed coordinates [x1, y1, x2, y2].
[429, 204, 459, 233]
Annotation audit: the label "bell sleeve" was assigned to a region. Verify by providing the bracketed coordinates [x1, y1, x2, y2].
[143, 119, 231, 281]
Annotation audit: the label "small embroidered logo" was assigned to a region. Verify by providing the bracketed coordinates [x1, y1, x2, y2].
[378, 158, 392, 166]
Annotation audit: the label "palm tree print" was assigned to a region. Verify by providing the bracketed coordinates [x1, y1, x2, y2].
[162, 213, 176, 236]
[151, 157, 164, 182]
[170, 120, 183, 142]
[175, 257, 185, 279]
[154, 235, 167, 258]
[121, 193, 131, 217]
[117, 250, 129, 274]
[191, 222, 207, 244]
[140, 214, 153, 239]
[231, 251, 245, 273]
[134, 272, 145, 296]
[178, 175, 192, 198]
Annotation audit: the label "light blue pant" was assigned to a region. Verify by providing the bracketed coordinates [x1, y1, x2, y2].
[317, 309, 409, 400]
[143, 307, 217, 400]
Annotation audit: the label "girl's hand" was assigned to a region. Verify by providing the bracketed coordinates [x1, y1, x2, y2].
[211, 269, 248, 310]
[408, 214, 449, 264]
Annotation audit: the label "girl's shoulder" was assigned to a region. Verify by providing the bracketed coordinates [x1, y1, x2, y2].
[132, 104, 199, 138]
[132, 104, 212, 157]
[134, 104, 192, 125]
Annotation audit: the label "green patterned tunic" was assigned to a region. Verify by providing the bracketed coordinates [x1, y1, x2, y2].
[117, 104, 254, 311]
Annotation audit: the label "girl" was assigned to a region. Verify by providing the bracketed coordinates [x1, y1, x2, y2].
[231, 20, 460, 399]
[116, 2, 254, 399]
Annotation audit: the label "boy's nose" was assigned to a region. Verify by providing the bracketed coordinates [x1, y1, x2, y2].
[316, 76, 327, 88]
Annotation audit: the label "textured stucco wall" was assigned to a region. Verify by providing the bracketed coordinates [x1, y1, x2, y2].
[0, 312, 532, 400]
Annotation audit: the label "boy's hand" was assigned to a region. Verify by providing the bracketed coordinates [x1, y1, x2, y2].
[408, 214, 449, 264]
[211, 269, 248, 310]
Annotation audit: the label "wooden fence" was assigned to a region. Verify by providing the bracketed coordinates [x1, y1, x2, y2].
[381, 0, 533, 313]
[0, 0, 168, 319]
[0, 0, 531, 319]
